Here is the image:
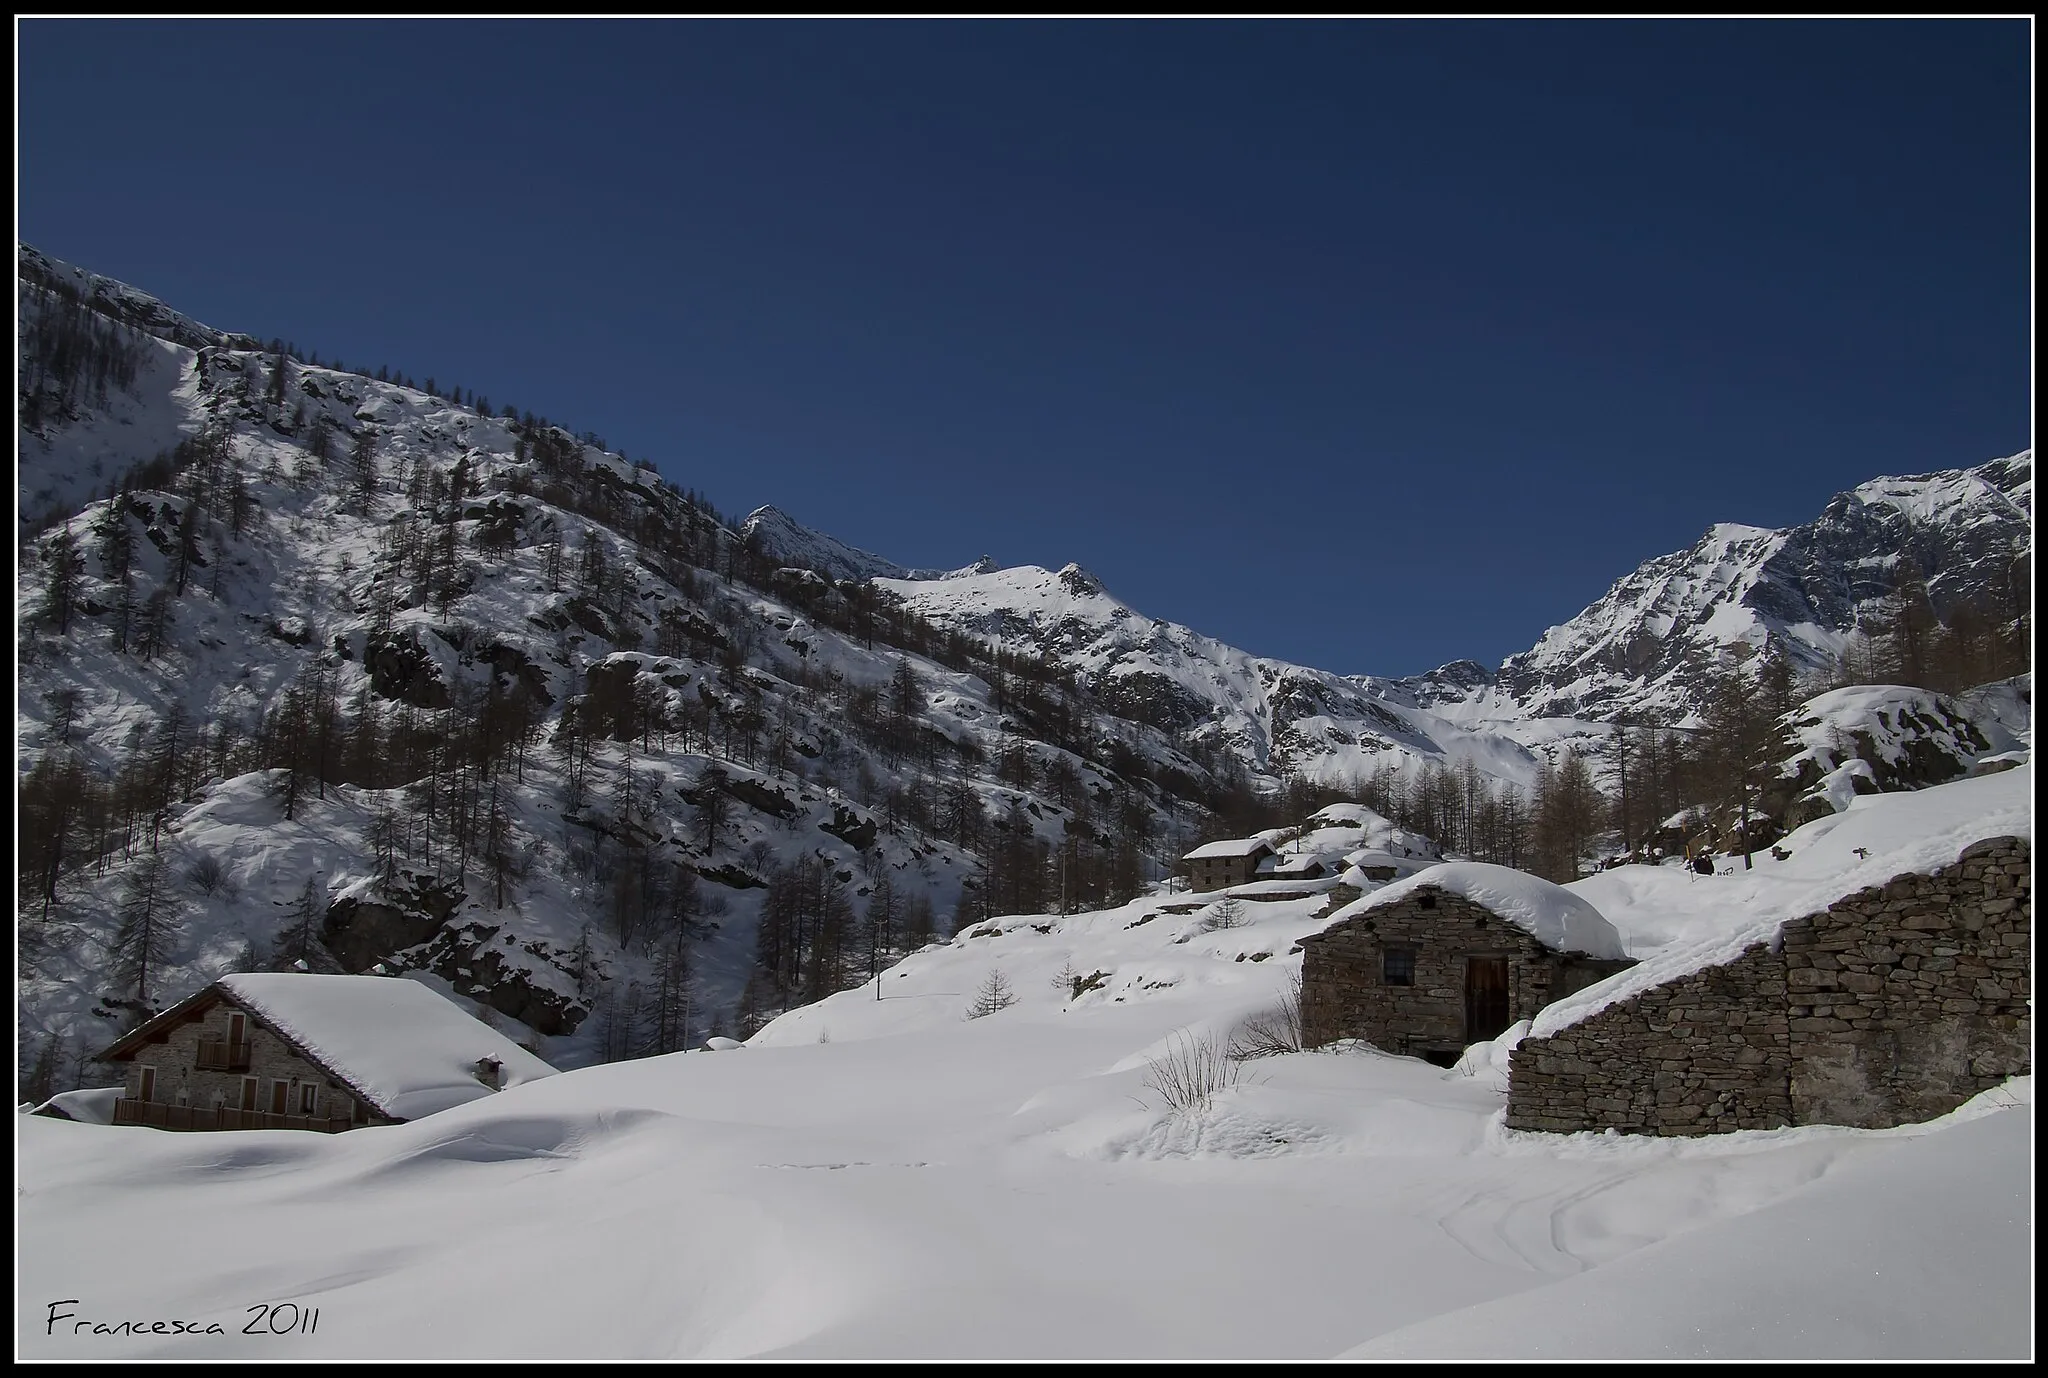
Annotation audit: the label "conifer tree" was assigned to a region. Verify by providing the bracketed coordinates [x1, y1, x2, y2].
[38, 525, 81, 634]
[113, 853, 178, 1004]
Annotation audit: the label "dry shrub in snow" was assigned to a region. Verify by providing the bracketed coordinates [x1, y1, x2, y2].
[1228, 972, 1304, 1061]
[185, 853, 234, 900]
[1143, 1030, 1241, 1115]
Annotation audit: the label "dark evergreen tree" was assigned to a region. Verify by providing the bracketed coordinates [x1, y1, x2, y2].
[37, 525, 81, 634]
[113, 853, 178, 1004]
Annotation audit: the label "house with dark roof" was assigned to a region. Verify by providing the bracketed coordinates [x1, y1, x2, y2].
[1299, 863, 1636, 1067]
[96, 973, 558, 1133]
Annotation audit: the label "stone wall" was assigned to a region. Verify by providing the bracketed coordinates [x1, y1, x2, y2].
[1782, 835, 2031, 1128]
[1505, 942, 1792, 1134]
[1301, 888, 1632, 1061]
[112, 995, 386, 1126]
[1506, 836, 2030, 1136]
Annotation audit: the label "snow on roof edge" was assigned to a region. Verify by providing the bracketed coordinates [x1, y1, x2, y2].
[1314, 862, 1627, 960]
[1531, 825, 2031, 1041]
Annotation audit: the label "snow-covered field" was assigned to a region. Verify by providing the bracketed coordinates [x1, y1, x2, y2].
[16, 768, 2032, 1359]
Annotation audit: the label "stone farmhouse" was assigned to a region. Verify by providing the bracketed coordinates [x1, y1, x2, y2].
[1182, 837, 1278, 893]
[97, 972, 558, 1133]
[1507, 835, 2030, 1136]
[1300, 863, 1636, 1067]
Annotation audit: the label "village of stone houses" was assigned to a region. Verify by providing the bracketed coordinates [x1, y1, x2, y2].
[14, 247, 2033, 1359]
[21, 752, 2033, 1359]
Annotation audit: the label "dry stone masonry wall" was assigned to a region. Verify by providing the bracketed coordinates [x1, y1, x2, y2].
[1507, 836, 2030, 1135]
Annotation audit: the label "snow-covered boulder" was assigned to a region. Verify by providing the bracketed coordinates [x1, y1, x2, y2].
[1773, 685, 1996, 824]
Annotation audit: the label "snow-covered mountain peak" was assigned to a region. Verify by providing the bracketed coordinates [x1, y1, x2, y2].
[737, 503, 998, 585]
[1491, 453, 2031, 722]
[1842, 451, 2032, 526]
[1705, 521, 1781, 547]
[20, 245, 262, 354]
[1056, 563, 1106, 597]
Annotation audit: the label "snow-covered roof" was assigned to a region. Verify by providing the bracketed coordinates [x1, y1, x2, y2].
[1183, 837, 1277, 861]
[216, 974, 559, 1120]
[1343, 849, 1427, 874]
[1320, 862, 1627, 960]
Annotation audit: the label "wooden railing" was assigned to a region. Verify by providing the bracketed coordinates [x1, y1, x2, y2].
[112, 1099, 353, 1134]
[194, 1039, 253, 1071]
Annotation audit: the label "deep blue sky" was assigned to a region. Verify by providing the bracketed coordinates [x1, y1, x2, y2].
[18, 20, 2032, 677]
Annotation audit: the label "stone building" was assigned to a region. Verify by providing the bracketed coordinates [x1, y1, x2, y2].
[1269, 854, 1331, 882]
[1182, 837, 1278, 893]
[97, 972, 558, 1133]
[1300, 863, 1636, 1067]
[1506, 835, 2030, 1136]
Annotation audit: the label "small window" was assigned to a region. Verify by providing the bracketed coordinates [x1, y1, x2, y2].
[1383, 947, 1416, 986]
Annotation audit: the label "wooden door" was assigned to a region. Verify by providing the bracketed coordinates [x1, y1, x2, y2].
[241, 1077, 259, 1110]
[269, 1080, 289, 1115]
[138, 1066, 157, 1103]
[1465, 957, 1511, 1043]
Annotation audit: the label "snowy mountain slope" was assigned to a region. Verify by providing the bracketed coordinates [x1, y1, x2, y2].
[765, 445, 2029, 785]
[19, 247, 1400, 1088]
[18, 244, 264, 354]
[15, 252, 1141, 1078]
[16, 248, 240, 531]
[738, 504, 986, 584]
[17, 765, 2029, 1359]
[1486, 455, 2033, 722]
[876, 561, 1578, 790]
